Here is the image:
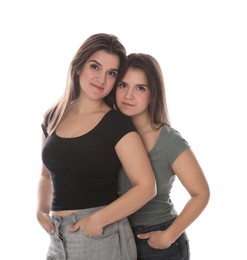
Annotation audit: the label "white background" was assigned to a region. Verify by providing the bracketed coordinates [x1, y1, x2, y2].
[1, 0, 246, 259]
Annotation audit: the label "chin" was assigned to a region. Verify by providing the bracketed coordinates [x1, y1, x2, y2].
[121, 110, 134, 117]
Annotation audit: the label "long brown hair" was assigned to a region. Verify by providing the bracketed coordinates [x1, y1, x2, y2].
[44, 33, 127, 135]
[117, 53, 170, 129]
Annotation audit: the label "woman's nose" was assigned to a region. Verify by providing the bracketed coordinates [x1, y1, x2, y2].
[125, 89, 134, 100]
[97, 72, 106, 84]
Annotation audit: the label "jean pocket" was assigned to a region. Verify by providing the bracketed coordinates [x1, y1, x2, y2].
[139, 238, 180, 259]
[100, 221, 119, 238]
[66, 223, 121, 259]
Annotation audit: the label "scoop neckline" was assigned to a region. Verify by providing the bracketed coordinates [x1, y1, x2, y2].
[54, 109, 113, 140]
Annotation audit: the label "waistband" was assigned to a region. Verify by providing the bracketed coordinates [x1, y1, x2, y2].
[51, 206, 104, 223]
[51, 206, 129, 225]
[132, 218, 175, 234]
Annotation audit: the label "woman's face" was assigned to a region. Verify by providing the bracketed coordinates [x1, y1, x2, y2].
[79, 50, 120, 101]
[116, 68, 151, 117]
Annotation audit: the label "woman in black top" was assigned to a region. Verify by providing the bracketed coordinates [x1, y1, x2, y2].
[37, 33, 156, 260]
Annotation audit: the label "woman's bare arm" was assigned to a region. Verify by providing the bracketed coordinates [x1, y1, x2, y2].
[69, 131, 157, 236]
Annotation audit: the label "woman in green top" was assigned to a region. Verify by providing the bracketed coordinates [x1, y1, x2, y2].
[116, 53, 210, 260]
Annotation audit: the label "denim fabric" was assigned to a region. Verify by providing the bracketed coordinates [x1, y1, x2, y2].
[46, 206, 137, 260]
[132, 219, 190, 260]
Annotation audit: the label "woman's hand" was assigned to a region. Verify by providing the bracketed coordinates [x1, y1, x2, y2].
[37, 211, 55, 235]
[69, 215, 103, 237]
[137, 230, 173, 249]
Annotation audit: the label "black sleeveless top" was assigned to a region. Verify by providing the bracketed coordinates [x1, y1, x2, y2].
[42, 110, 136, 211]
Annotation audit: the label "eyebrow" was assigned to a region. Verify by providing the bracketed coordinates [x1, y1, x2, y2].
[120, 81, 148, 89]
[88, 59, 102, 66]
[136, 83, 148, 87]
[88, 59, 119, 72]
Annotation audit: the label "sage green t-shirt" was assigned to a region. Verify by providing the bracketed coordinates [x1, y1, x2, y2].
[118, 125, 190, 227]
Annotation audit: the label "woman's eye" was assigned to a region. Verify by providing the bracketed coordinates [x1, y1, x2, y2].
[137, 86, 146, 92]
[108, 71, 118, 77]
[90, 63, 99, 70]
[118, 82, 127, 88]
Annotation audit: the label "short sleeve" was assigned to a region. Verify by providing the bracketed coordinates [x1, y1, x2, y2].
[103, 110, 137, 147]
[166, 127, 190, 165]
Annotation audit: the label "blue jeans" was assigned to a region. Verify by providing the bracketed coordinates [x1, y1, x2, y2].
[132, 218, 190, 260]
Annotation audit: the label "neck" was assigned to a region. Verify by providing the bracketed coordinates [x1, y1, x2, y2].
[132, 113, 152, 135]
[72, 96, 109, 115]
